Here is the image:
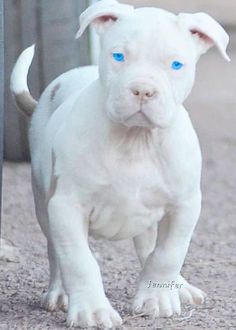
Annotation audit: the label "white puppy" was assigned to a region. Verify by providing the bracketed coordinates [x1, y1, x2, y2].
[11, 0, 230, 328]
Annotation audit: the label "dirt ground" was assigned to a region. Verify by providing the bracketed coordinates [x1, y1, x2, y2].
[0, 29, 236, 329]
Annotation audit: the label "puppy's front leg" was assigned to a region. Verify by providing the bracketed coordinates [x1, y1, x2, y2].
[133, 223, 158, 268]
[47, 193, 122, 328]
[133, 192, 206, 317]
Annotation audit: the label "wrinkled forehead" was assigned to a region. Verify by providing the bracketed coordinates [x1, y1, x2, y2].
[102, 8, 192, 57]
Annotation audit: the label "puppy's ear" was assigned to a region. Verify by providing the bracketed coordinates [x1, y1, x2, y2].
[179, 12, 230, 61]
[76, 0, 134, 38]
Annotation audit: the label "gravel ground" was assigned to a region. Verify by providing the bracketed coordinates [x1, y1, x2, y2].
[0, 30, 236, 330]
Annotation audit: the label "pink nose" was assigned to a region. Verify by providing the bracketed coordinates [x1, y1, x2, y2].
[130, 83, 157, 100]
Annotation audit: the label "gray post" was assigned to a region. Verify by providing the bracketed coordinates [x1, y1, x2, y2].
[0, 0, 4, 239]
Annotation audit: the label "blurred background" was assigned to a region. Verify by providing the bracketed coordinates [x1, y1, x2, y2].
[4, 0, 90, 160]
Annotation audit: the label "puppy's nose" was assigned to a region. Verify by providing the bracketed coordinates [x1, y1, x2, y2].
[130, 84, 157, 101]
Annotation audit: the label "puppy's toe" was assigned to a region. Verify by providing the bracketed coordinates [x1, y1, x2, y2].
[41, 289, 68, 312]
[179, 275, 206, 306]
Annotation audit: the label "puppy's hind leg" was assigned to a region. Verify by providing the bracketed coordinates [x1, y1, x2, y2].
[32, 181, 68, 312]
[41, 242, 68, 312]
[133, 223, 158, 268]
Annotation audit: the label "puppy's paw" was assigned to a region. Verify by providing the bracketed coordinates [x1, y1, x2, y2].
[66, 297, 122, 328]
[132, 275, 206, 318]
[178, 275, 207, 306]
[132, 285, 181, 317]
[41, 288, 68, 312]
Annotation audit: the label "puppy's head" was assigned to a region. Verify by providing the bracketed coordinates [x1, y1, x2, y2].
[77, 0, 230, 129]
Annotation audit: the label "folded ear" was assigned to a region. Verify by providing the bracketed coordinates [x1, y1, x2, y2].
[76, 0, 134, 38]
[178, 12, 230, 61]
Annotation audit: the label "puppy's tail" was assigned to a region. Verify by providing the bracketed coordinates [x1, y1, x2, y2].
[10, 44, 37, 118]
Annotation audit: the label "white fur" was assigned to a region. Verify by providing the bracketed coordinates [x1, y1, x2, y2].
[10, 44, 35, 94]
[12, 0, 230, 328]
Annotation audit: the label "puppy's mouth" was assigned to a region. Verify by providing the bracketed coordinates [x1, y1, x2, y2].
[124, 109, 155, 128]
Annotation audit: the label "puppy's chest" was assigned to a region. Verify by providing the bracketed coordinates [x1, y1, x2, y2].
[108, 157, 167, 203]
[83, 154, 169, 239]
[99, 149, 168, 199]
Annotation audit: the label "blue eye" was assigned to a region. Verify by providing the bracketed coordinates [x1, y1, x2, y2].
[112, 53, 125, 62]
[171, 61, 184, 70]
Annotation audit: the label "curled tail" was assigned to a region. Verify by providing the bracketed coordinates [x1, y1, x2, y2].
[10, 45, 37, 118]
